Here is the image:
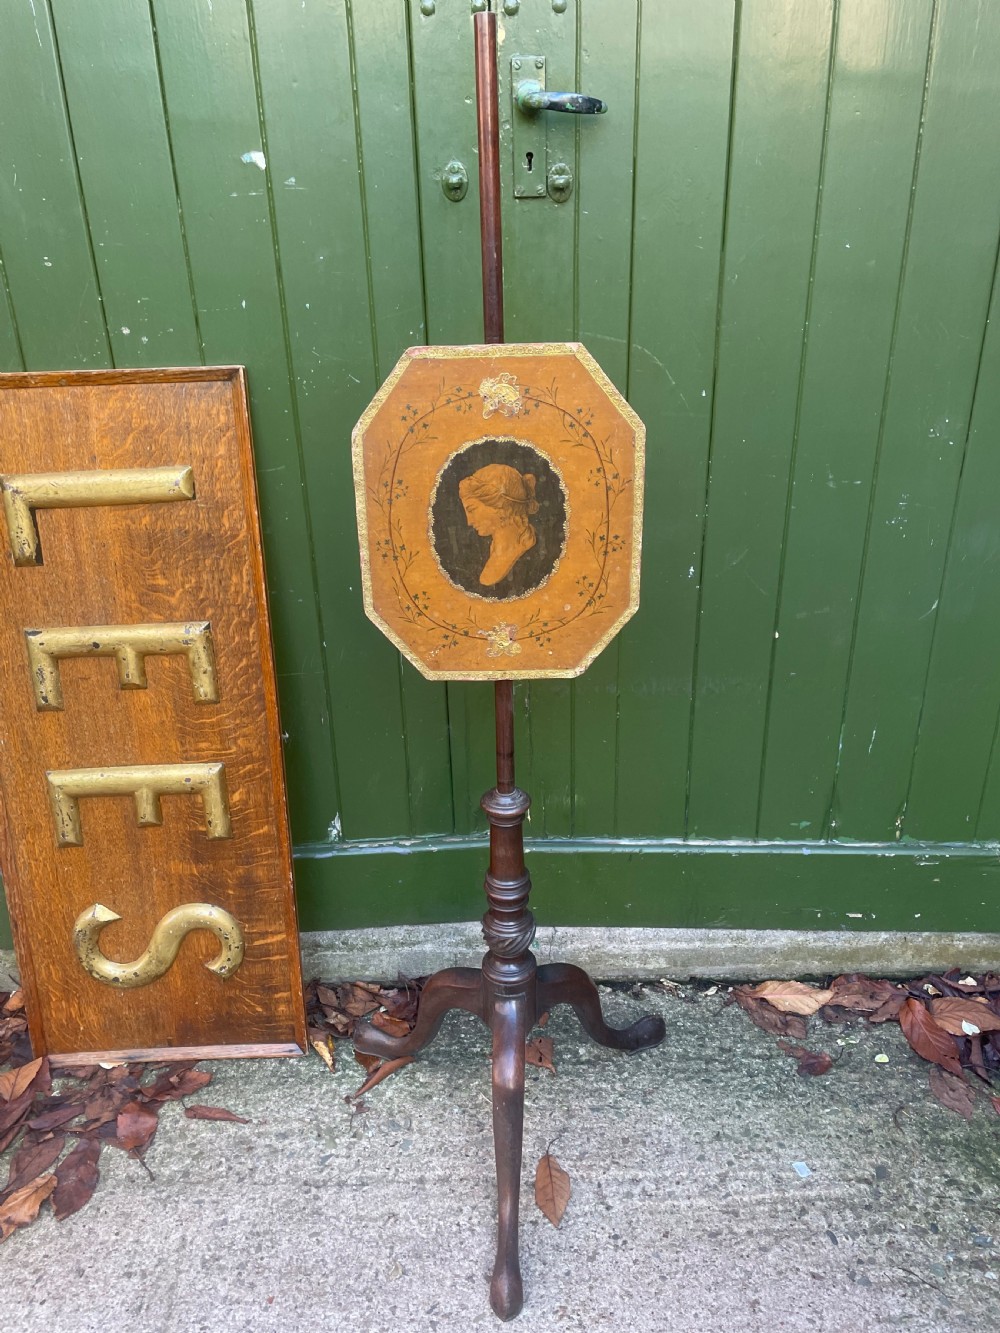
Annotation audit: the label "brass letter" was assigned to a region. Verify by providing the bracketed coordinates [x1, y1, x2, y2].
[73, 902, 244, 988]
[0, 465, 194, 565]
[25, 622, 218, 710]
[46, 762, 231, 847]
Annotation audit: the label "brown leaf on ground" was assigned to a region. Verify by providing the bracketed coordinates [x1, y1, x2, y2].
[824, 975, 905, 1018]
[371, 1012, 411, 1038]
[338, 984, 382, 1019]
[27, 1103, 84, 1133]
[991, 1096, 1000, 1117]
[0, 1056, 44, 1103]
[732, 989, 808, 1040]
[310, 1034, 336, 1074]
[52, 1139, 101, 1221]
[968, 1033, 990, 1083]
[0, 1173, 56, 1240]
[2, 989, 23, 1013]
[538, 1011, 550, 1029]
[742, 980, 834, 1015]
[525, 1036, 556, 1074]
[777, 1041, 834, 1076]
[0, 1089, 37, 1150]
[183, 1105, 251, 1124]
[354, 1049, 381, 1075]
[928, 1067, 975, 1121]
[2, 1131, 66, 1198]
[142, 1067, 212, 1104]
[353, 1056, 414, 1100]
[898, 999, 963, 1077]
[535, 1153, 571, 1227]
[929, 997, 1000, 1036]
[868, 989, 907, 1023]
[114, 1101, 158, 1153]
[52, 1064, 100, 1081]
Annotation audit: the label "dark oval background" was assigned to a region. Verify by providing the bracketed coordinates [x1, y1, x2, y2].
[430, 438, 567, 601]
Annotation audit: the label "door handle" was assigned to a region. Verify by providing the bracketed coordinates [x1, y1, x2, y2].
[514, 80, 607, 115]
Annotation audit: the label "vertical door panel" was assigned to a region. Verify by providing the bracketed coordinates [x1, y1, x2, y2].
[0, 0, 109, 365]
[149, 0, 340, 842]
[831, 0, 1000, 839]
[758, 0, 934, 839]
[687, 0, 835, 837]
[617, 0, 736, 837]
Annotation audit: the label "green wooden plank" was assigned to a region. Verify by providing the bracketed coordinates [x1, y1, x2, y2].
[497, 2, 581, 837]
[907, 266, 1000, 839]
[353, 2, 453, 835]
[0, 258, 25, 370]
[149, 0, 339, 844]
[407, 0, 496, 830]
[616, 0, 736, 836]
[0, 0, 109, 366]
[570, 1, 639, 835]
[249, 0, 434, 838]
[758, 0, 934, 839]
[687, 0, 835, 837]
[290, 836, 1000, 935]
[832, 0, 1000, 840]
[49, 0, 202, 366]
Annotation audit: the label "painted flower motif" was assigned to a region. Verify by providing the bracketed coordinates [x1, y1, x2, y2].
[479, 373, 523, 419]
[484, 623, 522, 658]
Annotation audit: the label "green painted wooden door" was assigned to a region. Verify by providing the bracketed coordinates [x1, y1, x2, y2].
[1, 0, 999, 945]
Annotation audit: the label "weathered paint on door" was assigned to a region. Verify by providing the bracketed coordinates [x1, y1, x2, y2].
[2, 0, 999, 943]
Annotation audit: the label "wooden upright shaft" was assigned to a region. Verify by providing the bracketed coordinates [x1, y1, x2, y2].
[475, 10, 504, 346]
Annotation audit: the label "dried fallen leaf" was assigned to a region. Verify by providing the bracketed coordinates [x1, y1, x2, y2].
[898, 999, 963, 1077]
[353, 1056, 414, 1100]
[142, 1067, 212, 1104]
[525, 1036, 556, 1074]
[183, 1105, 251, 1124]
[929, 997, 1000, 1037]
[777, 1041, 834, 1077]
[310, 1034, 336, 1074]
[354, 1049, 381, 1075]
[0, 1057, 44, 1103]
[52, 1140, 101, 1221]
[114, 1101, 158, 1153]
[826, 975, 902, 1014]
[2, 1131, 66, 1197]
[744, 981, 835, 1015]
[991, 1095, 1000, 1117]
[928, 1067, 975, 1121]
[534, 1153, 571, 1227]
[0, 1173, 56, 1240]
[732, 989, 808, 1040]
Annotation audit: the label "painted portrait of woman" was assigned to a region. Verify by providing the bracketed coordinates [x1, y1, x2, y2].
[458, 464, 539, 586]
[430, 438, 567, 601]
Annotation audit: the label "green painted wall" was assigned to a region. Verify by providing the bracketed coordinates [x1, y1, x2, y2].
[2, 0, 999, 943]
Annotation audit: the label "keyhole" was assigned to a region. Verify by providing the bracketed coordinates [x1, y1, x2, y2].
[525, 151, 534, 173]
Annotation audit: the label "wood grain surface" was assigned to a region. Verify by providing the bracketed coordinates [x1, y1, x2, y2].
[0, 367, 305, 1062]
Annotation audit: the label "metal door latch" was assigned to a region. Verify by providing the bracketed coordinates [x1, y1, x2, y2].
[511, 55, 606, 202]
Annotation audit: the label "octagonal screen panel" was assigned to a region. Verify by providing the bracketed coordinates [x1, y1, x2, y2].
[353, 343, 645, 681]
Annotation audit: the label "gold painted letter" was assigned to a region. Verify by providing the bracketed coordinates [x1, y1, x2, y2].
[25, 622, 218, 709]
[73, 902, 245, 987]
[0, 465, 194, 565]
[46, 762, 232, 847]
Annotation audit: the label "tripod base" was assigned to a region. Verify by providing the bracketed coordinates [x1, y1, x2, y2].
[355, 956, 665, 1321]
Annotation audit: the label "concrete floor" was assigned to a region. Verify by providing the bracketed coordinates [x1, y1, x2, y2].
[5, 984, 999, 1332]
